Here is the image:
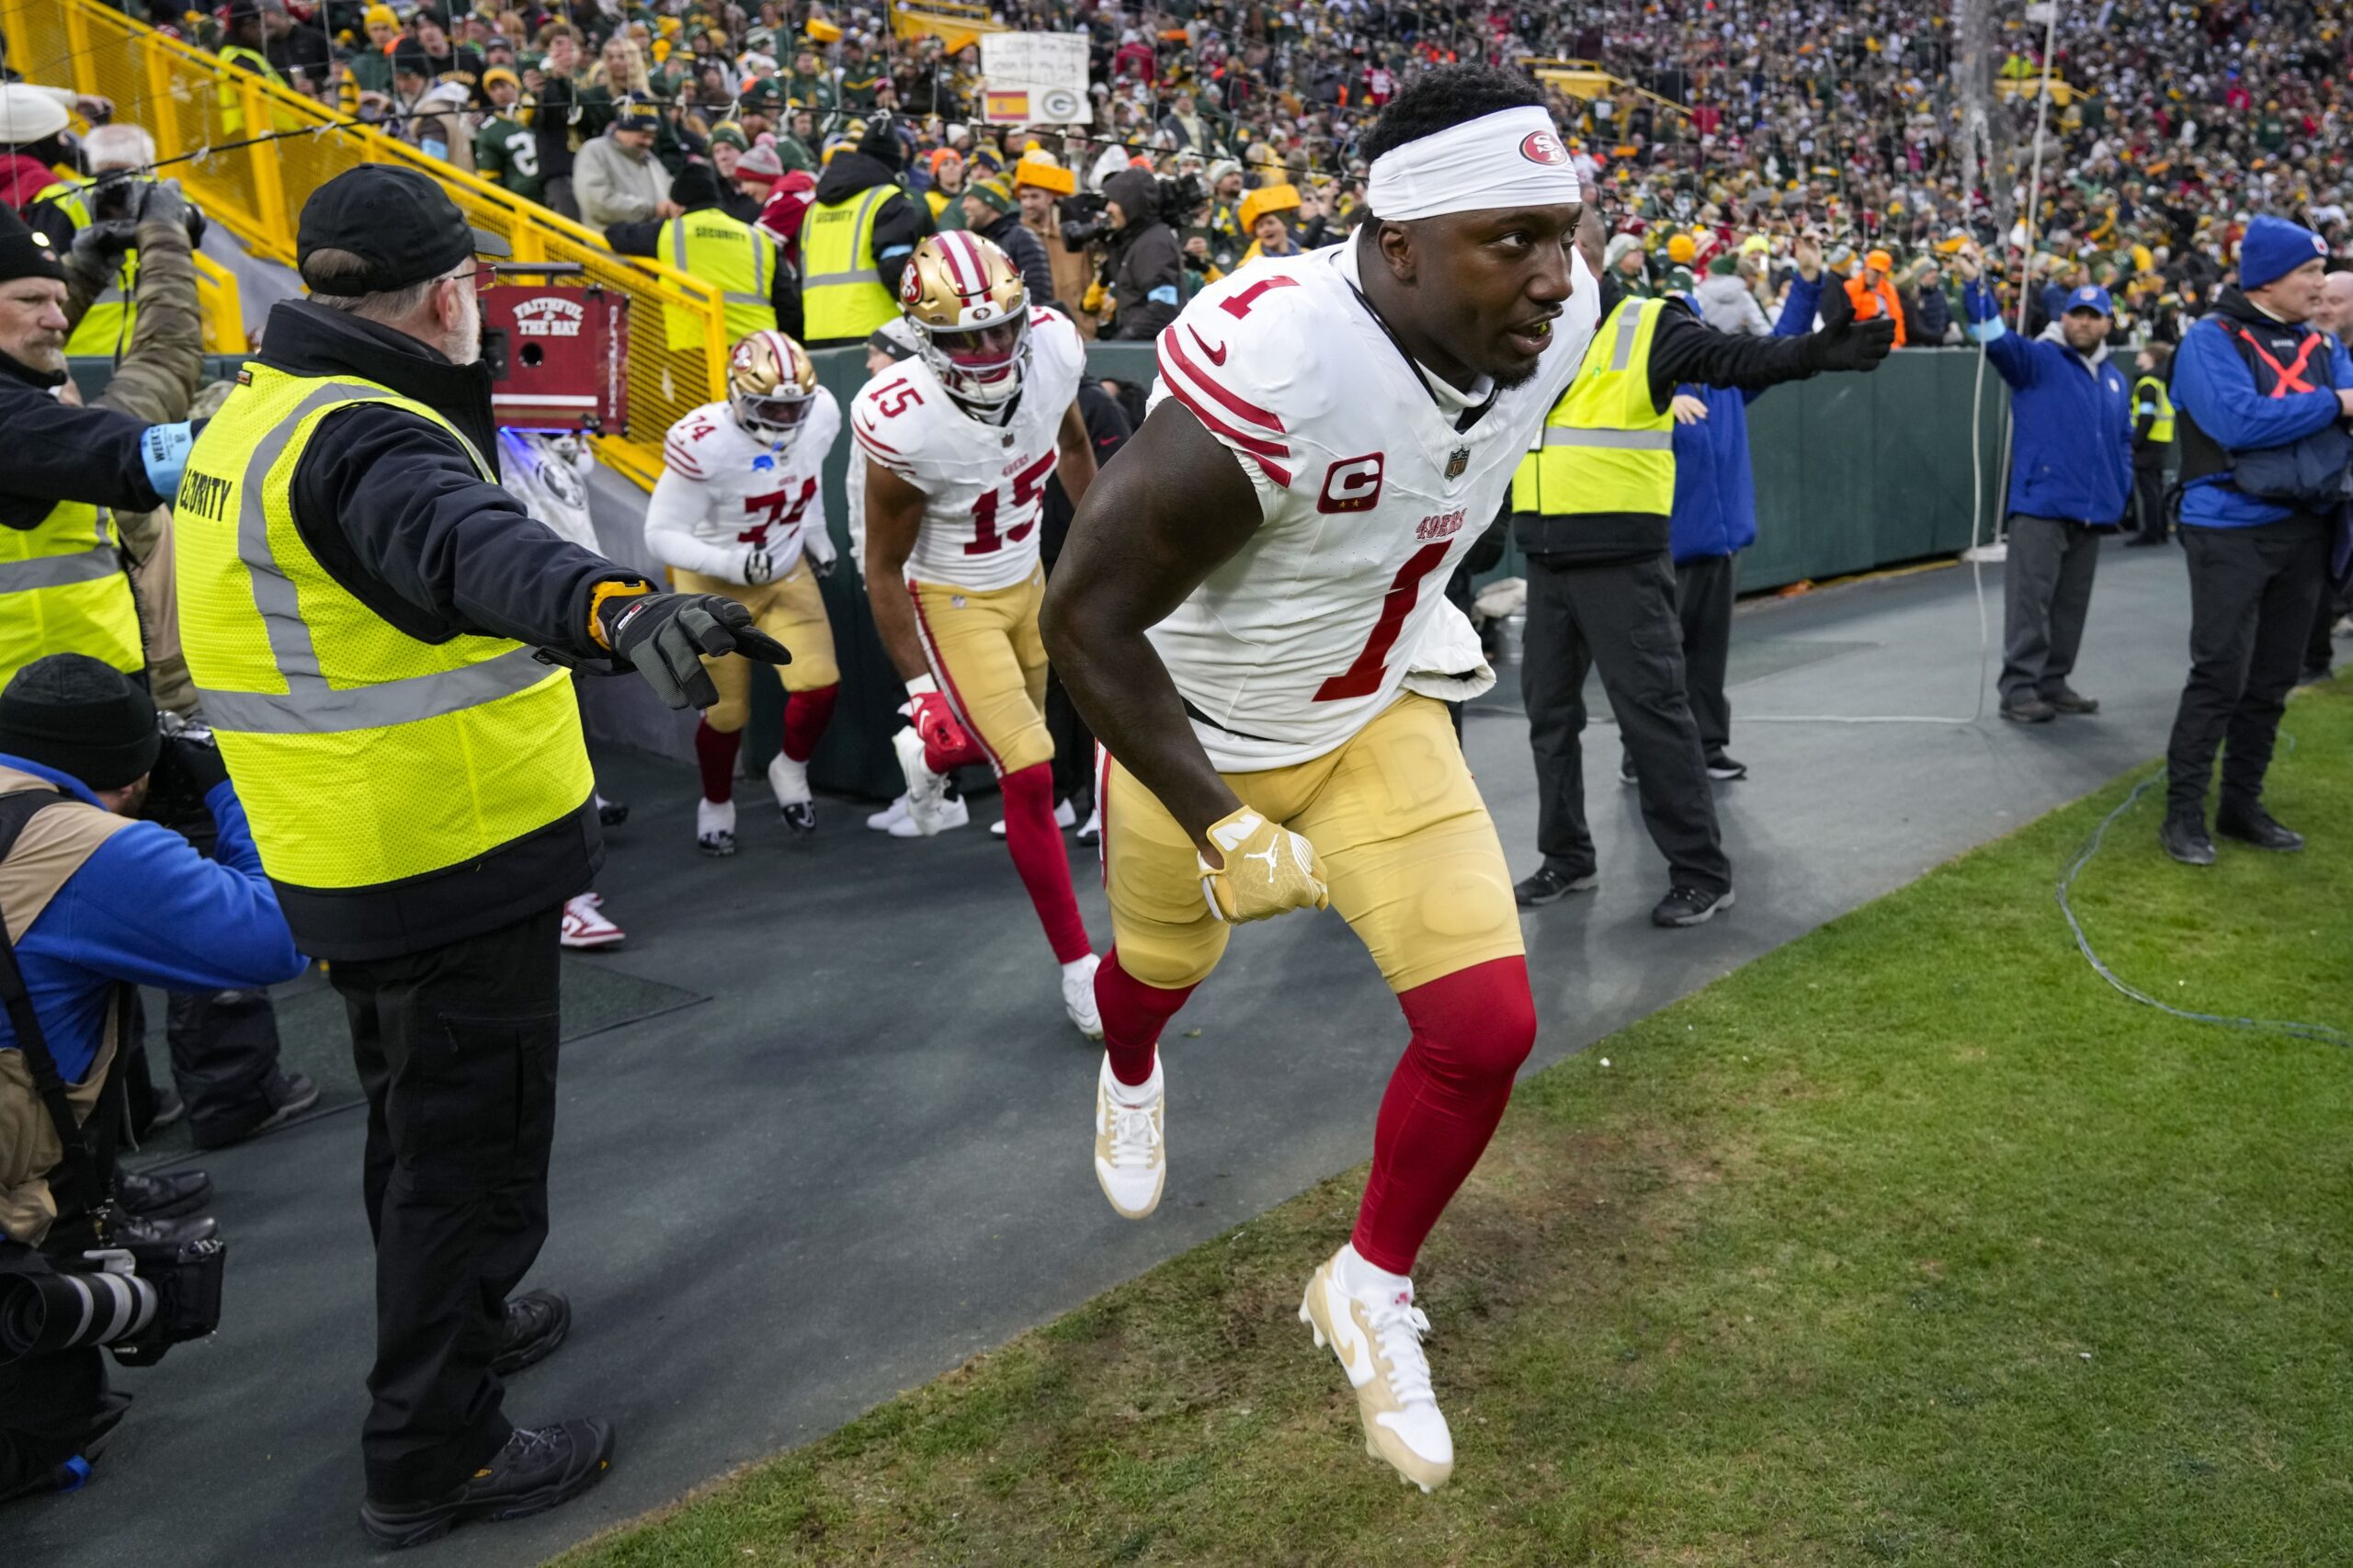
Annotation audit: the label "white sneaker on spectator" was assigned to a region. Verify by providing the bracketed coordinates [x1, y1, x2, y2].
[991, 797, 1076, 836]
[559, 892, 624, 949]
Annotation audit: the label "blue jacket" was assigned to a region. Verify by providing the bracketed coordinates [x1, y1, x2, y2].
[2169, 306, 2353, 528]
[0, 756, 305, 1094]
[1665, 275, 1820, 562]
[1964, 279, 2134, 525]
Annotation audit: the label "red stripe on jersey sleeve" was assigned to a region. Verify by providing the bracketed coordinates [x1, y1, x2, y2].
[663, 442, 704, 478]
[1158, 361, 1292, 463]
[1163, 328, 1287, 433]
[1253, 455, 1293, 488]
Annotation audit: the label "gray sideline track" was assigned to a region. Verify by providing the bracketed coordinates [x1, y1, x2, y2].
[19, 539, 2250, 1567]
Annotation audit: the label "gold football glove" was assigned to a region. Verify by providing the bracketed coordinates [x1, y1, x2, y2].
[1197, 807, 1329, 925]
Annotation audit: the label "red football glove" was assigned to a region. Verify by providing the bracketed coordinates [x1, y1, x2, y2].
[900, 676, 981, 772]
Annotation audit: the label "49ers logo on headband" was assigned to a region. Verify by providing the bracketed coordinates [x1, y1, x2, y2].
[1519, 130, 1569, 166]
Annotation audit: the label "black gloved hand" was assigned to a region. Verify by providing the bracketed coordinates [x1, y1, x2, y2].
[135, 180, 203, 249]
[599, 591, 791, 710]
[70, 220, 140, 271]
[142, 723, 231, 829]
[1806, 275, 1898, 373]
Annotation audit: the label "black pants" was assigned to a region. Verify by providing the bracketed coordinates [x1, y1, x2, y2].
[1045, 667, 1095, 809]
[2000, 514, 2104, 704]
[2307, 568, 2347, 677]
[2165, 517, 2330, 818]
[332, 906, 562, 1504]
[1521, 551, 1730, 893]
[154, 811, 289, 1147]
[1674, 552, 1736, 759]
[2131, 464, 2170, 543]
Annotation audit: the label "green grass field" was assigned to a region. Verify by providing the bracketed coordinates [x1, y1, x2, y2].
[563, 684, 2353, 1568]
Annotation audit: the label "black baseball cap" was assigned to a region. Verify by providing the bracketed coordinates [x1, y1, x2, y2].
[296, 165, 509, 295]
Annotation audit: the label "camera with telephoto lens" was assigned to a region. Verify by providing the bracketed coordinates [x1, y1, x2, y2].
[0, 1232, 226, 1369]
[1059, 189, 1111, 249]
[140, 712, 224, 835]
[83, 171, 208, 249]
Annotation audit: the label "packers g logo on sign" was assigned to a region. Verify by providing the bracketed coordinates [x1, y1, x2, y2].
[1519, 131, 1568, 166]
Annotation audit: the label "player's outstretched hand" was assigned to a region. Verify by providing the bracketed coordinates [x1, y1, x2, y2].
[601, 592, 790, 710]
[1197, 806, 1329, 925]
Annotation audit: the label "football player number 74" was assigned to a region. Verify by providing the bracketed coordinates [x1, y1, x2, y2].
[965, 449, 1059, 556]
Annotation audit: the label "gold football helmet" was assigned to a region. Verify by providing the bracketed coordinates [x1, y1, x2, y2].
[726, 329, 819, 443]
[898, 231, 1031, 408]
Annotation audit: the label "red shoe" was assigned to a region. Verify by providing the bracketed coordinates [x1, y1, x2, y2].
[559, 892, 625, 949]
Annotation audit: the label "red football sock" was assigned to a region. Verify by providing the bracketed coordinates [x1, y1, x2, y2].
[999, 763, 1094, 965]
[781, 683, 838, 764]
[1350, 957, 1537, 1276]
[695, 718, 741, 804]
[1096, 948, 1195, 1086]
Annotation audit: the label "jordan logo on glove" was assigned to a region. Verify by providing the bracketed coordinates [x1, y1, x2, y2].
[1197, 807, 1330, 924]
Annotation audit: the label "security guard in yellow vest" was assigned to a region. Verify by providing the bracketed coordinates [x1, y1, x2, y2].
[598, 163, 790, 349]
[2126, 341, 2177, 545]
[172, 166, 787, 1545]
[797, 117, 932, 347]
[215, 0, 297, 140]
[1507, 240, 1891, 928]
[0, 201, 203, 695]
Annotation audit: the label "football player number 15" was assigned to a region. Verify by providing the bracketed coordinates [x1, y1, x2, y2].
[967, 449, 1058, 557]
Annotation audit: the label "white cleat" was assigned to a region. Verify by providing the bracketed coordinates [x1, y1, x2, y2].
[893, 728, 954, 836]
[558, 892, 626, 949]
[888, 793, 969, 837]
[990, 796, 1077, 836]
[1298, 1249, 1454, 1493]
[1092, 1054, 1164, 1220]
[1075, 804, 1101, 846]
[696, 797, 737, 857]
[1062, 952, 1103, 1039]
[769, 753, 816, 836]
[867, 794, 911, 833]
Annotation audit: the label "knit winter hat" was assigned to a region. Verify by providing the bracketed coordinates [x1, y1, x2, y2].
[0, 204, 64, 285]
[0, 654, 159, 791]
[2238, 213, 2329, 290]
[1708, 254, 1740, 276]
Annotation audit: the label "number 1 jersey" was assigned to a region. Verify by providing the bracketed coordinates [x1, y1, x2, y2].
[1145, 244, 1600, 770]
[849, 308, 1086, 593]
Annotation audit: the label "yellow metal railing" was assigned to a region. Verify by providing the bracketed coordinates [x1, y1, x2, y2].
[2, 0, 730, 484]
[191, 251, 244, 353]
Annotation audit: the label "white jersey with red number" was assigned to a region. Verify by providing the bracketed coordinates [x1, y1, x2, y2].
[644, 393, 841, 584]
[848, 307, 1085, 593]
[1146, 242, 1601, 770]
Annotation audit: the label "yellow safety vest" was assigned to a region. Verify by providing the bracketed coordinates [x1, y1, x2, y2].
[32, 182, 142, 359]
[798, 185, 897, 342]
[0, 499, 142, 693]
[662, 208, 778, 351]
[1510, 295, 1675, 517]
[216, 45, 295, 139]
[173, 365, 594, 893]
[2133, 374, 2175, 444]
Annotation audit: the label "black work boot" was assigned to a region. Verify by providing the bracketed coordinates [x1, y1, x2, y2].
[358, 1420, 616, 1550]
[492, 1290, 573, 1377]
[2159, 812, 2216, 866]
[2214, 801, 2304, 852]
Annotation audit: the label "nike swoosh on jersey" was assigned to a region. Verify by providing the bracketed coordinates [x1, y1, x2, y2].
[1188, 326, 1228, 366]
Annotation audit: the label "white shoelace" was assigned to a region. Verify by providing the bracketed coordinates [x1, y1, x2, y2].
[1364, 1296, 1436, 1407]
[1106, 1103, 1161, 1169]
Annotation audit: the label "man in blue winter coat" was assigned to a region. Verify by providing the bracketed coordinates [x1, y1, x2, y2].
[0, 653, 307, 1502]
[1629, 241, 1833, 785]
[2156, 213, 2353, 865]
[1956, 246, 2135, 722]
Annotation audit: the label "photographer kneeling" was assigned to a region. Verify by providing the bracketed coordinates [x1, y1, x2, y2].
[0, 654, 305, 1505]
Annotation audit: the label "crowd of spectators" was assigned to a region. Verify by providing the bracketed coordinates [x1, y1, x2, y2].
[85, 0, 2353, 342]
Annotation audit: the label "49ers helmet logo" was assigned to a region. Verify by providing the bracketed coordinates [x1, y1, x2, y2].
[1520, 130, 1569, 166]
[899, 267, 926, 305]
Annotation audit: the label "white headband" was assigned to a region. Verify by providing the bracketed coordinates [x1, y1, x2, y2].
[1366, 106, 1582, 222]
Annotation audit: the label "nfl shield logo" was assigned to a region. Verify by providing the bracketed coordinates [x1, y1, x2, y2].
[1445, 447, 1470, 480]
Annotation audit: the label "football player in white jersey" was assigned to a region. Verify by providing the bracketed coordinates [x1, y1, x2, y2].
[854, 232, 1105, 1034]
[644, 330, 844, 854]
[1042, 67, 1596, 1493]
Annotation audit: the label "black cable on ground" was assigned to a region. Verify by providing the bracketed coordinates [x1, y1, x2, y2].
[2055, 743, 2350, 1049]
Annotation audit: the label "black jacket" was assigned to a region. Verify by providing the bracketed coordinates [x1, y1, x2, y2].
[809, 150, 932, 310]
[978, 209, 1059, 310]
[1516, 276, 1829, 564]
[248, 301, 642, 959]
[1042, 374, 1132, 567]
[0, 349, 165, 531]
[1102, 168, 1183, 342]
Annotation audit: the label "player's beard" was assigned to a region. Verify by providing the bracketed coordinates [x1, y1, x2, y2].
[1491, 355, 1542, 392]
